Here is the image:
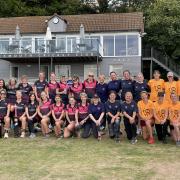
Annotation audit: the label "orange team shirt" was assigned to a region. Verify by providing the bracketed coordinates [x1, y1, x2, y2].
[148, 79, 165, 102]
[153, 101, 169, 124]
[164, 81, 178, 103]
[169, 102, 180, 123]
[177, 80, 180, 96]
[138, 100, 154, 120]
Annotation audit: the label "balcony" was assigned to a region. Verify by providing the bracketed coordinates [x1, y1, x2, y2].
[0, 37, 101, 59]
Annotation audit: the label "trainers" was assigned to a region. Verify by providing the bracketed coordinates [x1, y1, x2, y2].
[131, 138, 137, 145]
[43, 134, 50, 139]
[4, 133, 9, 139]
[115, 137, 120, 143]
[162, 138, 167, 144]
[176, 141, 180, 146]
[148, 137, 155, 144]
[20, 132, 25, 138]
[29, 133, 36, 138]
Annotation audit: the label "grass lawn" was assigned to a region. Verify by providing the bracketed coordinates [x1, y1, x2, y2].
[0, 134, 180, 180]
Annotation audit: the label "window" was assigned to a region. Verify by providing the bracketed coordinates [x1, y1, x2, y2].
[84, 64, 98, 79]
[56, 38, 66, 52]
[103, 36, 114, 56]
[35, 38, 45, 53]
[0, 38, 9, 54]
[109, 64, 123, 78]
[55, 65, 71, 79]
[127, 35, 139, 56]
[40, 65, 49, 81]
[115, 35, 126, 56]
[21, 38, 32, 53]
[67, 37, 76, 53]
[11, 66, 19, 79]
[85, 36, 100, 51]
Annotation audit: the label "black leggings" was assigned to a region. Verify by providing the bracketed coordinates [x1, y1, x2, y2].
[124, 117, 137, 140]
[28, 118, 37, 134]
[107, 116, 120, 138]
[155, 122, 167, 141]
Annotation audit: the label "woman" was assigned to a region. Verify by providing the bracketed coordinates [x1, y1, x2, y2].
[138, 91, 155, 144]
[34, 72, 48, 102]
[0, 79, 6, 91]
[6, 78, 18, 105]
[69, 76, 84, 103]
[18, 75, 33, 104]
[0, 89, 10, 138]
[105, 91, 121, 142]
[83, 72, 97, 99]
[75, 93, 90, 138]
[121, 70, 134, 101]
[57, 75, 68, 105]
[107, 71, 121, 100]
[153, 92, 168, 143]
[164, 72, 178, 103]
[134, 72, 149, 102]
[89, 94, 105, 141]
[168, 93, 180, 146]
[38, 91, 52, 138]
[52, 95, 65, 138]
[64, 97, 78, 138]
[11, 90, 27, 138]
[47, 72, 59, 103]
[148, 70, 165, 102]
[26, 93, 38, 138]
[121, 92, 138, 144]
[96, 74, 108, 104]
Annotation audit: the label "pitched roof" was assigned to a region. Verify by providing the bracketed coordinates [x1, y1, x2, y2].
[0, 12, 144, 35]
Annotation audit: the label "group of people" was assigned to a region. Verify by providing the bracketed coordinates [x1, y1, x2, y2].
[0, 70, 180, 146]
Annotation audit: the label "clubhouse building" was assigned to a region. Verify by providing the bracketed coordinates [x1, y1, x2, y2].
[0, 12, 144, 82]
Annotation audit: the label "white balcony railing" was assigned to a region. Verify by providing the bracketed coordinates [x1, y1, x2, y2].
[0, 38, 101, 55]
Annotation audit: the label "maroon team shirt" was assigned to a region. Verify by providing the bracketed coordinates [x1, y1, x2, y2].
[66, 104, 78, 121]
[78, 102, 89, 121]
[52, 103, 65, 119]
[59, 82, 68, 92]
[69, 83, 83, 101]
[47, 82, 59, 100]
[39, 100, 52, 116]
[83, 80, 97, 98]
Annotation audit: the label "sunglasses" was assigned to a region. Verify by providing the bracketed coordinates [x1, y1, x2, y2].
[88, 75, 94, 77]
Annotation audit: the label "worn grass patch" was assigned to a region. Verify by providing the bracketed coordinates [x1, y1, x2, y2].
[0, 136, 179, 180]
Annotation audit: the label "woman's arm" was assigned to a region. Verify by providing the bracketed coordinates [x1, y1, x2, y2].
[52, 110, 57, 121]
[89, 114, 97, 123]
[59, 110, 65, 121]
[75, 109, 79, 124]
[65, 111, 71, 124]
[37, 106, 43, 119]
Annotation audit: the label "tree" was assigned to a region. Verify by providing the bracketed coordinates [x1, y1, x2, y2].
[144, 0, 180, 58]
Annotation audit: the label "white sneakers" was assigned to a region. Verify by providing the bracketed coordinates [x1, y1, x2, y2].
[4, 133, 9, 139]
[20, 132, 25, 138]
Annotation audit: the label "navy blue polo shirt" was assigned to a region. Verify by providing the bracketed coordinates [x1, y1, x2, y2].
[88, 102, 105, 120]
[34, 80, 48, 98]
[105, 100, 121, 115]
[96, 83, 108, 103]
[121, 80, 134, 101]
[134, 81, 150, 102]
[121, 101, 138, 116]
[107, 80, 121, 100]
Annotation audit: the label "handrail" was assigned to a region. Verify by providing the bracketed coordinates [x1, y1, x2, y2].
[142, 47, 180, 76]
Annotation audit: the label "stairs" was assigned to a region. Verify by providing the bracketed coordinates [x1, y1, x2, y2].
[142, 47, 180, 78]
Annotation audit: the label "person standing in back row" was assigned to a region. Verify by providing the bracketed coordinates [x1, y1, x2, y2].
[107, 72, 121, 100]
[148, 70, 165, 102]
[121, 70, 134, 101]
[34, 72, 48, 102]
[84, 72, 97, 99]
[164, 72, 178, 103]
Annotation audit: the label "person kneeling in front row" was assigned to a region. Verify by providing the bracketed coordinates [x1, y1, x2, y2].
[121, 92, 138, 144]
